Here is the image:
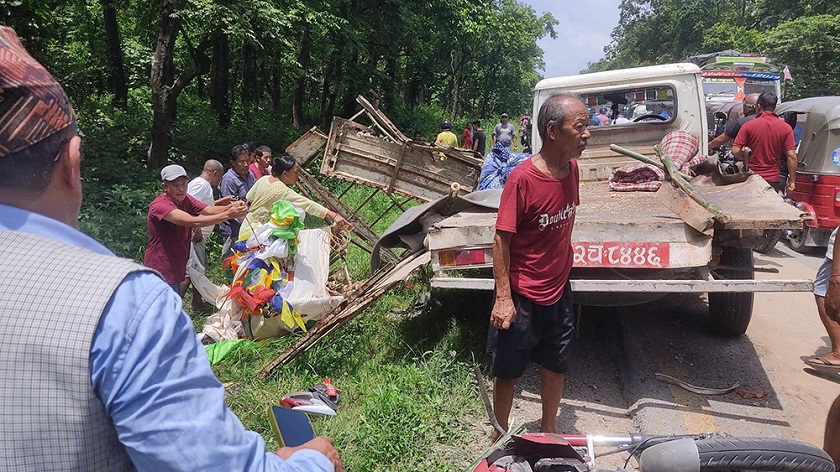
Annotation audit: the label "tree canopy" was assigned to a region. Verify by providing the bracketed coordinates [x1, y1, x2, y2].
[4, 0, 557, 168]
[586, 0, 840, 99]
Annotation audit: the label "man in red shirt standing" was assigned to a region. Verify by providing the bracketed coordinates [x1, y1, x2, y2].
[144, 165, 247, 295]
[489, 94, 589, 437]
[732, 92, 798, 194]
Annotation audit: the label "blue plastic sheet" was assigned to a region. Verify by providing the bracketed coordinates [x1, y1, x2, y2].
[478, 143, 529, 190]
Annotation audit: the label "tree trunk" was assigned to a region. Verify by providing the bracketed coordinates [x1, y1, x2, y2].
[242, 41, 257, 121]
[100, 0, 128, 108]
[271, 64, 283, 112]
[148, 0, 214, 169]
[293, 28, 312, 127]
[319, 47, 340, 129]
[211, 34, 231, 128]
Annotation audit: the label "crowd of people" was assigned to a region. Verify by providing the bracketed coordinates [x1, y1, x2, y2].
[431, 113, 531, 159]
[142, 143, 351, 314]
[3, 22, 840, 472]
[0, 26, 343, 471]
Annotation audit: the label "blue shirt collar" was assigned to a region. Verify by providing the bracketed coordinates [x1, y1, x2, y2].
[0, 204, 114, 256]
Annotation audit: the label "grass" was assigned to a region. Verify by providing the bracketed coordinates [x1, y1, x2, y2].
[187, 172, 496, 471]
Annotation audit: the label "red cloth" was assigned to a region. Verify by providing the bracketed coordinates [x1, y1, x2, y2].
[733, 112, 795, 183]
[462, 129, 473, 149]
[144, 193, 207, 284]
[496, 158, 579, 305]
[609, 131, 702, 192]
[249, 163, 270, 179]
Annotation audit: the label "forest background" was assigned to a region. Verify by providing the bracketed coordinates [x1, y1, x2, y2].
[3, 0, 840, 469]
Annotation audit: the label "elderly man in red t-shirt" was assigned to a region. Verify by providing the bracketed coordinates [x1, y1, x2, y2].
[488, 94, 590, 437]
[732, 92, 798, 194]
[144, 165, 247, 295]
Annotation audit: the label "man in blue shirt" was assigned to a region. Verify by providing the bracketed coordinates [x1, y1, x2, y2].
[0, 26, 341, 472]
[220, 144, 256, 259]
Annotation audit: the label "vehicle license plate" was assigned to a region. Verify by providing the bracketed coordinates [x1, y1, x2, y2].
[573, 242, 670, 268]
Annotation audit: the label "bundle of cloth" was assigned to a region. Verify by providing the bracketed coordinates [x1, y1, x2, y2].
[211, 200, 308, 340]
[478, 143, 529, 190]
[608, 131, 704, 192]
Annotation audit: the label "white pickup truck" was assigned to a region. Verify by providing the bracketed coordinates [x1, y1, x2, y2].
[372, 63, 811, 336]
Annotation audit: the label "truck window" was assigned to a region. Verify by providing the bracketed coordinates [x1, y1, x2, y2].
[583, 85, 676, 128]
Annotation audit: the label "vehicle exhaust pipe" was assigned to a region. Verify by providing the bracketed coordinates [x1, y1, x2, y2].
[638, 438, 700, 472]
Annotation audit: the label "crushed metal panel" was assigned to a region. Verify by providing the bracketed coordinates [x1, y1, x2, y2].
[321, 117, 482, 202]
[260, 251, 431, 377]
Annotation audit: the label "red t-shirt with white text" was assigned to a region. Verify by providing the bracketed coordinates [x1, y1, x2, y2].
[144, 193, 207, 284]
[496, 158, 580, 305]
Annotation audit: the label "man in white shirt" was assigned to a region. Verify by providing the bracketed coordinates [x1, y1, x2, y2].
[185, 159, 230, 309]
[808, 226, 840, 371]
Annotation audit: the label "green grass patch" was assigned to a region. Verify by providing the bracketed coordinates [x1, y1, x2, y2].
[195, 286, 493, 471]
[186, 178, 493, 470]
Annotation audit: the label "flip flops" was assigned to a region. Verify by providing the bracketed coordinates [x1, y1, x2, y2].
[805, 356, 840, 372]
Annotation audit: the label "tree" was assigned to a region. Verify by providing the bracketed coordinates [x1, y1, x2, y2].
[759, 15, 840, 98]
[100, 0, 128, 108]
[148, 0, 215, 169]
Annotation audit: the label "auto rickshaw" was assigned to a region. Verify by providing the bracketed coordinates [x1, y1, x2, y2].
[777, 97, 840, 252]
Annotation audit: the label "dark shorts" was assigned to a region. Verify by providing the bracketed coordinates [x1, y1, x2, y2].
[768, 181, 783, 194]
[486, 285, 575, 379]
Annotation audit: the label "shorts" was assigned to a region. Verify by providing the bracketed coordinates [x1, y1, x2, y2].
[815, 258, 832, 297]
[486, 285, 575, 379]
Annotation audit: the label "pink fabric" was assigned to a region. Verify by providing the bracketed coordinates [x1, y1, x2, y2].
[608, 131, 703, 192]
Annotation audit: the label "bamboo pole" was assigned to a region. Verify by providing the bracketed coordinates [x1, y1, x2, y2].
[610, 144, 693, 181]
[656, 145, 732, 224]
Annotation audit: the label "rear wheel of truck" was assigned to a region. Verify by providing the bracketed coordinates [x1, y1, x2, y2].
[753, 230, 781, 254]
[709, 246, 754, 336]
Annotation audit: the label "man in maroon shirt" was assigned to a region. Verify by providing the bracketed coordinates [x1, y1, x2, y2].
[489, 94, 589, 437]
[732, 92, 798, 194]
[144, 165, 247, 295]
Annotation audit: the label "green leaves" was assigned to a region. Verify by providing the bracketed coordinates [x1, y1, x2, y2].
[587, 0, 840, 98]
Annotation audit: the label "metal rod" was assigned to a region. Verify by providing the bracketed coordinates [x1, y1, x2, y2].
[349, 238, 373, 254]
[473, 366, 506, 436]
[383, 192, 408, 212]
[353, 188, 379, 214]
[717, 265, 779, 274]
[337, 182, 355, 199]
[370, 201, 400, 228]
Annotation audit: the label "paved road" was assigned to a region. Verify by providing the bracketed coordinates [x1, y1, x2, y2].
[505, 241, 838, 454]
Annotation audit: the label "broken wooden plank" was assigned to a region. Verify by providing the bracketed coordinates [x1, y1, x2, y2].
[356, 95, 409, 142]
[286, 127, 328, 168]
[655, 181, 715, 235]
[657, 145, 731, 225]
[321, 117, 482, 202]
[386, 144, 408, 194]
[260, 251, 431, 377]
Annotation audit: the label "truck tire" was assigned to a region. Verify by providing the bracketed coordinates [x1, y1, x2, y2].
[753, 230, 781, 254]
[695, 437, 834, 472]
[709, 247, 754, 336]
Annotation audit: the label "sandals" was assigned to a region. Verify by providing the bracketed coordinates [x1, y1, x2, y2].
[805, 355, 840, 372]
